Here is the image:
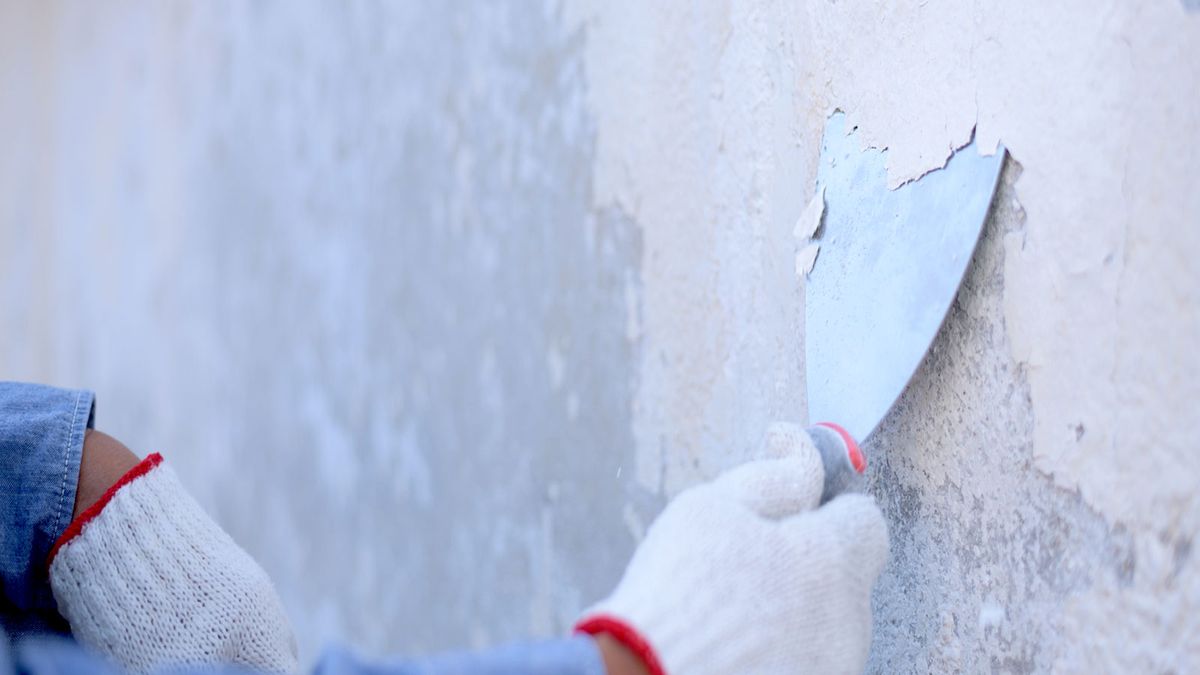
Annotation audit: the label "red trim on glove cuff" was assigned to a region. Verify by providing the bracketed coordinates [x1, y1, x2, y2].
[576, 614, 667, 675]
[47, 452, 165, 567]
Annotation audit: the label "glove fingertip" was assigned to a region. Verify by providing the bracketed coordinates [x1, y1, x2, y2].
[823, 493, 890, 584]
[713, 455, 825, 518]
[760, 422, 817, 461]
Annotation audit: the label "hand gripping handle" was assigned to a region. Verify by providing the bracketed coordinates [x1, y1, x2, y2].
[807, 422, 867, 504]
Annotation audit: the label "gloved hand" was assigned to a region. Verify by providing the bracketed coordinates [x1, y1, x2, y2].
[577, 423, 888, 675]
[48, 454, 299, 673]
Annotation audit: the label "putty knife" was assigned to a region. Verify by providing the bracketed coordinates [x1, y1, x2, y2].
[804, 113, 1005, 502]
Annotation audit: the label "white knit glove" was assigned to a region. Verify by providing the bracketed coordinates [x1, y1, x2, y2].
[48, 454, 299, 673]
[577, 423, 888, 675]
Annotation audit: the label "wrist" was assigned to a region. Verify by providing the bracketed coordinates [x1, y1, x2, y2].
[578, 614, 665, 675]
[594, 633, 651, 675]
[73, 430, 139, 520]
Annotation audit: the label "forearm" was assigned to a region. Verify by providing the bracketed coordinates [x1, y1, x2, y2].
[311, 634, 639, 675]
[73, 430, 139, 520]
[4, 633, 642, 675]
[594, 633, 651, 675]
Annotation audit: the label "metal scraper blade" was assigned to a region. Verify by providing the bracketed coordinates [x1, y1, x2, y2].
[805, 113, 1004, 444]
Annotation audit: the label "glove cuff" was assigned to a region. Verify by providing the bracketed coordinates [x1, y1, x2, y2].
[48, 453, 298, 673]
[576, 613, 668, 675]
[47, 452, 165, 567]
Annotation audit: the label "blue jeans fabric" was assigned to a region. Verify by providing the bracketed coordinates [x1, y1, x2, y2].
[0, 382, 605, 674]
[310, 638, 606, 675]
[0, 382, 94, 639]
[3, 632, 606, 675]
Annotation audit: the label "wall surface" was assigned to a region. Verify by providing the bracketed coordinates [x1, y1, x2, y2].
[2, 1, 1198, 672]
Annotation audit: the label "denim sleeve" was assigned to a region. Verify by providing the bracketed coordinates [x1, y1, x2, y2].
[313, 637, 607, 675]
[0, 382, 95, 638]
[1, 633, 606, 675]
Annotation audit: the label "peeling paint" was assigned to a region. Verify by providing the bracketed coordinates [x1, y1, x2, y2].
[793, 186, 824, 240]
[792, 187, 824, 278]
[794, 243, 820, 278]
[567, 0, 1200, 669]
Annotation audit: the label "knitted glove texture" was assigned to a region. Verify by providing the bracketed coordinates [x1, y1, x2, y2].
[578, 423, 888, 675]
[48, 455, 299, 673]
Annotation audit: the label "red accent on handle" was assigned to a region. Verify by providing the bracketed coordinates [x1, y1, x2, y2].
[47, 453, 165, 568]
[815, 422, 866, 473]
[576, 613, 668, 675]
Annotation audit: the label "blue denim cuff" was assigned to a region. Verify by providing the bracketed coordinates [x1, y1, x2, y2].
[0, 382, 95, 635]
[314, 635, 607, 675]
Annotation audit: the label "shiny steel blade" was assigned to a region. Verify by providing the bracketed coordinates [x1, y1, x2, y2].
[805, 113, 1004, 443]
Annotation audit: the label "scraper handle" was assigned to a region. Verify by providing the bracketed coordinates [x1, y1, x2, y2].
[807, 422, 866, 505]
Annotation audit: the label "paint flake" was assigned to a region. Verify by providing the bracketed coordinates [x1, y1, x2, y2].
[794, 186, 825, 240]
[795, 242, 821, 278]
[795, 187, 824, 278]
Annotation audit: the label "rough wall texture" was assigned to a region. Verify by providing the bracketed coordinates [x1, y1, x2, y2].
[2, 1, 1197, 672]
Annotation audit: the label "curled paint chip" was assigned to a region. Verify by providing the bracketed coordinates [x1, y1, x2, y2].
[793, 186, 825, 240]
[795, 242, 821, 278]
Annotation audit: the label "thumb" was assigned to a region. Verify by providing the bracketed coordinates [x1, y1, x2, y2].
[759, 421, 816, 460]
[710, 442, 825, 519]
[790, 493, 889, 588]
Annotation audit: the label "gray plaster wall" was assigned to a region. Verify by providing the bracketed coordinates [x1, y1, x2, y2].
[0, 2, 658, 661]
[2, 2, 1197, 672]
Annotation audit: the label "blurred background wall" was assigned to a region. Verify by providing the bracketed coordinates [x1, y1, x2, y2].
[0, 1, 659, 660]
[2, 2, 1198, 672]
